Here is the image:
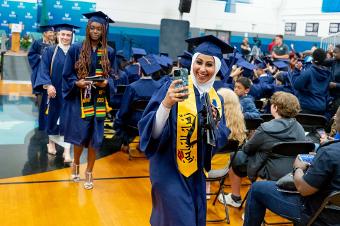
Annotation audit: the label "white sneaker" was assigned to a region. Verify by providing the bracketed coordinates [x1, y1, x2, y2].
[218, 193, 242, 208]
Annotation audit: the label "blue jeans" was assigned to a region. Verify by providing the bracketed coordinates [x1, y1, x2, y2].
[244, 181, 303, 226]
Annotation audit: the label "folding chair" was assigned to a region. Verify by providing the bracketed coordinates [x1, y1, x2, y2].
[295, 113, 328, 132]
[307, 191, 340, 226]
[206, 139, 239, 224]
[125, 99, 150, 160]
[261, 141, 315, 226]
[245, 118, 263, 131]
[240, 141, 315, 210]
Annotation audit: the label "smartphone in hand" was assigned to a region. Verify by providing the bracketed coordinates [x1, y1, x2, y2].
[172, 68, 189, 99]
[298, 154, 315, 165]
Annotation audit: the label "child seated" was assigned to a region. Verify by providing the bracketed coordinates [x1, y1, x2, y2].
[234, 77, 261, 119]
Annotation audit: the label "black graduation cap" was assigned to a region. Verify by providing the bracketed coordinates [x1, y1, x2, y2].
[39, 25, 54, 32]
[185, 35, 234, 59]
[83, 11, 115, 25]
[54, 23, 80, 32]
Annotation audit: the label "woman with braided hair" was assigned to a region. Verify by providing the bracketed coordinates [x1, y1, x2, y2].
[62, 11, 116, 190]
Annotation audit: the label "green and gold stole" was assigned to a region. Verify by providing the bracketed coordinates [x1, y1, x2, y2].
[177, 76, 222, 177]
[80, 47, 111, 119]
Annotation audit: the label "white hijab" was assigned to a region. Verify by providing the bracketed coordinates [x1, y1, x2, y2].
[190, 52, 221, 95]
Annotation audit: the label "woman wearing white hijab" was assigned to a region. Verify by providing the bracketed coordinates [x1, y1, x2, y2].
[138, 35, 232, 226]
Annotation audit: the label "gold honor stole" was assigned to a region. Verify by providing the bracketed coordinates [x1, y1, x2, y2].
[177, 76, 222, 177]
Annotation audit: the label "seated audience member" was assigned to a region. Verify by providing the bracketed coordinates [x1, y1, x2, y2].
[293, 48, 331, 116]
[218, 92, 305, 207]
[114, 55, 161, 147]
[329, 45, 340, 115]
[271, 35, 289, 60]
[234, 77, 261, 119]
[243, 106, 340, 226]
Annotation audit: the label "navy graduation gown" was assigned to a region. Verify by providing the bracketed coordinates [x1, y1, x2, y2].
[138, 81, 230, 226]
[114, 78, 161, 135]
[36, 46, 67, 135]
[28, 39, 50, 94]
[62, 42, 116, 149]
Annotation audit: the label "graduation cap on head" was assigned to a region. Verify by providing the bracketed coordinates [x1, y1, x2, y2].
[178, 51, 193, 70]
[138, 55, 162, 75]
[273, 60, 289, 70]
[160, 55, 173, 67]
[236, 60, 256, 77]
[153, 54, 167, 67]
[132, 47, 147, 57]
[160, 52, 169, 57]
[185, 35, 234, 59]
[53, 23, 79, 32]
[83, 11, 114, 34]
[83, 11, 114, 25]
[39, 25, 54, 32]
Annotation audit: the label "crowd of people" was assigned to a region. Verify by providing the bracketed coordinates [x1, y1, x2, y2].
[26, 10, 340, 226]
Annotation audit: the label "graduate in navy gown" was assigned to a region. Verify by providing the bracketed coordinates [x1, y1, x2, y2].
[36, 24, 79, 163]
[114, 54, 162, 150]
[28, 25, 56, 131]
[138, 35, 231, 226]
[62, 11, 115, 190]
[28, 25, 56, 94]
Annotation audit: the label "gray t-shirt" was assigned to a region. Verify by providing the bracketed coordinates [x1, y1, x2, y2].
[272, 44, 289, 56]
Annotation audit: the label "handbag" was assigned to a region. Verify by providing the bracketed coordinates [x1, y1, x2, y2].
[276, 172, 299, 193]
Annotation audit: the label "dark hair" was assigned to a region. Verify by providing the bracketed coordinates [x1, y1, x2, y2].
[312, 48, 327, 65]
[236, 77, 252, 89]
[276, 35, 283, 39]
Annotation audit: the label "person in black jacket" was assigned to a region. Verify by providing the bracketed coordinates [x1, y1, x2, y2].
[218, 91, 306, 207]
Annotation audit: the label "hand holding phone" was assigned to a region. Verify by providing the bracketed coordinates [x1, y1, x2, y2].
[172, 68, 189, 99]
[298, 154, 315, 165]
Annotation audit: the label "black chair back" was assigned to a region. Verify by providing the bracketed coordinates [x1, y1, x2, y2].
[260, 113, 273, 122]
[271, 141, 315, 156]
[245, 118, 263, 131]
[295, 113, 328, 132]
[218, 139, 239, 154]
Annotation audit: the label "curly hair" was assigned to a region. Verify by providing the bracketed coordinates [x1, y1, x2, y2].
[218, 88, 247, 145]
[270, 91, 301, 118]
[75, 22, 111, 79]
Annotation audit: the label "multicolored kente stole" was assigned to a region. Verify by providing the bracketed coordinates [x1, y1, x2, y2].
[80, 46, 111, 119]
